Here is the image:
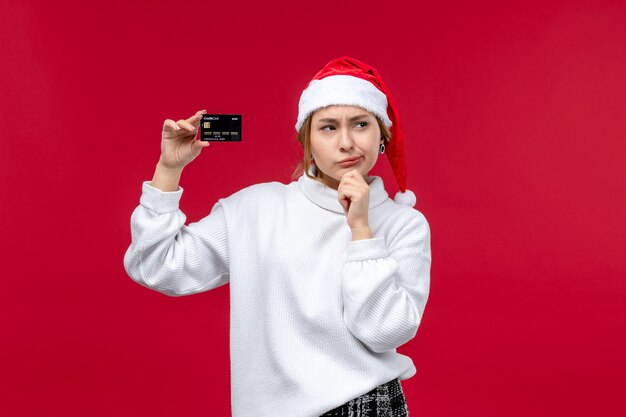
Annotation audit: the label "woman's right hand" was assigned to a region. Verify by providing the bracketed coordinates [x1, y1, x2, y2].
[159, 109, 210, 170]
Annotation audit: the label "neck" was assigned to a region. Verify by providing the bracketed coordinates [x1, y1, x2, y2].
[315, 169, 341, 190]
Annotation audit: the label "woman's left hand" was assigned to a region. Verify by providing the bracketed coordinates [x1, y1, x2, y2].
[338, 169, 372, 239]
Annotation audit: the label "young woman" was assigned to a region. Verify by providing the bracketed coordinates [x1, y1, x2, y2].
[124, 56, 431, 417]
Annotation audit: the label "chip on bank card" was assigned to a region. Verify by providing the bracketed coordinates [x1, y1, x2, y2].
[200, 114, 242, 142]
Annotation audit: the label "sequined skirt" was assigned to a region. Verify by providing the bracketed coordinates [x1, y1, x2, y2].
[319, 378, 409, 416]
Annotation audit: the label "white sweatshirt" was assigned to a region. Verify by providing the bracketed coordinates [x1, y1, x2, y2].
[123, 169, 431, 417]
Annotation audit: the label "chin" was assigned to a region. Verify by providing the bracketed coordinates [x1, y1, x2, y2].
[317, 163, 371, 182]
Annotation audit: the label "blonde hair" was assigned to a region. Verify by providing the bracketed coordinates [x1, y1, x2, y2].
[291, 112, 391, 181]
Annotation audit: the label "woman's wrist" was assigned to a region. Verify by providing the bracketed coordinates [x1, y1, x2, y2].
[351, 226, 373, 241]
[151, 160, 184, 192]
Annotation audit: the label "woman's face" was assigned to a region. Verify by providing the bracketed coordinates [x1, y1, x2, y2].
[309, 105, 383, 190]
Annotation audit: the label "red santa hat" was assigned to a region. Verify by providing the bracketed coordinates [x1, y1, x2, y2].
[295, 56, 416, 207]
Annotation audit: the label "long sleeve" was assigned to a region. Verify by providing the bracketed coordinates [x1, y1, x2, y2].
[123, 181, 230, 297]
[341, 213, 431, 353]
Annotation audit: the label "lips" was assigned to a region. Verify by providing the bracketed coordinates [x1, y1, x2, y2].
[338, 156, 362, 167]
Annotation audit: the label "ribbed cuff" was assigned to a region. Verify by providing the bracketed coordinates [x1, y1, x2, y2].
[346, 236, 390, 262]
[139, 181, 184, 214]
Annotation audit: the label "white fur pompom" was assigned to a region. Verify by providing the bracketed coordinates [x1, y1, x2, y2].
[394, 189, 416, 207]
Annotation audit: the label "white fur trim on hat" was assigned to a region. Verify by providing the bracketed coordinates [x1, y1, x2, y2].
[295, 75, 392, 131]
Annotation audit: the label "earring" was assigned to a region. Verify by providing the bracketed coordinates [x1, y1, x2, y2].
[379, 143, 385, 154]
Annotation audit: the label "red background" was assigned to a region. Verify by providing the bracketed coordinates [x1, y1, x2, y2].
[1, 1, 625, 416]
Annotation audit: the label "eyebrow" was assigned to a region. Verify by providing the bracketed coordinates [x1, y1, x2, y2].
[316, 114, 370, 123]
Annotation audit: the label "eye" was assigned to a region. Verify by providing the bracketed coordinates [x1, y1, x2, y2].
[321, 125, 335, 131]
[355, 121, 368, 128]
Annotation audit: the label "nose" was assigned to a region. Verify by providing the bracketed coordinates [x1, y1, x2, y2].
[338, 126, 355, 151]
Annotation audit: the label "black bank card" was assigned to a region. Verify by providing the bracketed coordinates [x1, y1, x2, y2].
[200, 114, 242, 141]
